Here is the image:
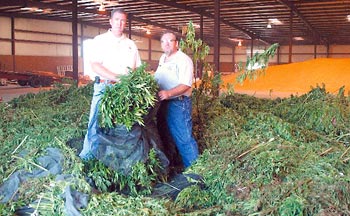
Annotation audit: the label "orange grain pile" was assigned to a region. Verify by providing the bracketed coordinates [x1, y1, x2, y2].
[222, 58, 350, 98]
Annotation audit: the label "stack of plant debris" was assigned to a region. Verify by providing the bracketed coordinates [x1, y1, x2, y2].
[0, 77, 349, 215]
[192, 85, 350, 215]
[0, 65, 198, 215]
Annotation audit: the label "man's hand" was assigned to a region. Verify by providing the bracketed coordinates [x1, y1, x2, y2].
[158, 90, 171, 101]
[158, 84, 191, 101]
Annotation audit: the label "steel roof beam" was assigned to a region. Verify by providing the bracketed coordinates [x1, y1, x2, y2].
[277, 0, 328, 44]
[144, 0, 271, 44]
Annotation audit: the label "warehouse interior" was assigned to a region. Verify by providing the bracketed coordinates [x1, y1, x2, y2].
[1, 1, 350, 215]
[0, 0, 349, 97]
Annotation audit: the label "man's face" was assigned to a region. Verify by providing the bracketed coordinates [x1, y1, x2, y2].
[160, 33, 178, 56]
[109, 12, 127, 36]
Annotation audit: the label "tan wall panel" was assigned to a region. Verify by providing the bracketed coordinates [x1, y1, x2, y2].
[279, 55, 290, 63]
[206, 55, 213, 62]
[0, 41, 11, 55]
[15, 18, 72, 34]
[15, 42, 81, 56]
[269, 55, 278, 63]
[331, 45, 350, 52]
[317, 45, 327, 53]
[235, 47, 247, 56]
[317, 54, 328, 58]
[57, 44, 81, 56]
[151, 39, 162, 52]
[329, 54, 350, 58]
[292, 45, 314, 53]
[151, 51, 163, 61]
[0, 17, 11, 38]
[82, 25, 103, 38]
[235, 55, 248, 63]
[136, 41, 149, 50]
[15, 32, 73, 44]
[139, 50, 148, 62]
[16, 42, 56, 56]
[293, 55, 315, 62]
[220, 46, 233, 53]
[220, 55, 232, 62]
[279, 46, 291, 54]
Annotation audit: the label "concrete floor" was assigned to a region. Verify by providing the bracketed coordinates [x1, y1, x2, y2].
[0, 84, 52, 103]
[0, 84, 293, 104]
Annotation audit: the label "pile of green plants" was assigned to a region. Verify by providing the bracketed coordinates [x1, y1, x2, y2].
[1, 81, 349, 215]
[0, 83, 171, 215]
[194, 85, 350, 215]
[84, 148, 164, 197]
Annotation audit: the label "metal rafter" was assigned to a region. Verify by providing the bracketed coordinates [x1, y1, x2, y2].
[144, 0, 268, 43]
[0, 0, 349, 46]
[277, 0, 328, 44]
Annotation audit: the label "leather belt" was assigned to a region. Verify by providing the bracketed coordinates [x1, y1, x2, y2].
[94, 76, 116, 84]
[170, 95, 187, 101]
[100, 79, 116, 84]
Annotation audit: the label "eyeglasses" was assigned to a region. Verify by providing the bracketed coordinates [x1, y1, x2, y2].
[161, 39, 176, 43]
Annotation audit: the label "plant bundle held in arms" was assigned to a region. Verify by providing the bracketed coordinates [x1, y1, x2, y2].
[236, 43, 279, 84]
[99, 62, 158, 130]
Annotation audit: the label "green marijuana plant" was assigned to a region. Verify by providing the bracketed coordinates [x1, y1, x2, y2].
[99, 62, 158, 130]
[237, 43, 279, 83]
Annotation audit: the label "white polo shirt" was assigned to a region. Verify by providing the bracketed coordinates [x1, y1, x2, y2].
[155, 50, 193, 96]
[89, 30, 141, 80]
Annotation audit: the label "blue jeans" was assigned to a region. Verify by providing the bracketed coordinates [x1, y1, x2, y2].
[166, 96, 199, 168]
[79, 82, 109, 159]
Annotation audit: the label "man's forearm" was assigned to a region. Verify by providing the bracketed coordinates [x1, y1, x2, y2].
[91, 62, 120, 81]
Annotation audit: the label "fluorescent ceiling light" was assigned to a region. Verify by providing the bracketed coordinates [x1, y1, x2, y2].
[20, 7, 32, 10]
[347, 15, 350, 21]
[21, 6, 51, 13]
[268, 18, 282, 25]
[293, 37, 304, 41]
[193, 23, 200, 28]
[98, 4, 105, 11]
[229, 38, 241, 42]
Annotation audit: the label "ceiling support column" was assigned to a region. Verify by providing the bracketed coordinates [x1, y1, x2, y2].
[200, 14, 203, 40]
[214, 0, 220, 73]
[250, 39, 254, 58]
[232, 46, 236, 72]
[148, 37, 152, 62]
[288, 10, 293, 63]
[198, 13, 204, 78]
[72, 0, 79, 83]
[80, 23, 84, 59]
[314, 44, 317, 59]
[326, 44, 330, 58]
[11, 17, 16, 72]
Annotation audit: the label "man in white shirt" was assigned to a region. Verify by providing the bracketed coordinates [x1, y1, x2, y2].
[154, 31, 199, 168]
[79, 8, 141, 159]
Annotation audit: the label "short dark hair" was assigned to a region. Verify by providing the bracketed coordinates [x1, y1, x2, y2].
[161, 30, 179, 41]
[110, 8, 127, 18]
